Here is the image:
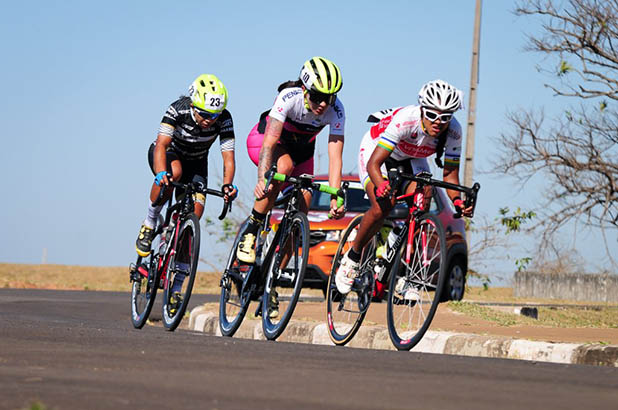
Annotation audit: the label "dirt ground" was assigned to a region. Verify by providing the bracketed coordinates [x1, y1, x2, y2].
[293, 301, 618, 344]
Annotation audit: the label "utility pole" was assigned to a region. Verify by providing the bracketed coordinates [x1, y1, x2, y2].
[464, 0, 482, 187]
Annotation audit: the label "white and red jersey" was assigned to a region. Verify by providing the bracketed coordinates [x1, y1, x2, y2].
[368, 105, 462, 165]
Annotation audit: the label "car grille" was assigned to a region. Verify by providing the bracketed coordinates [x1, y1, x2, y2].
[310, 231, 326, 247]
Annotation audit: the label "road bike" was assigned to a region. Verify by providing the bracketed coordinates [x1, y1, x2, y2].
[219, 167, 346, 340]
[327, 167, 479, 350]
[129, 178, 231, 331]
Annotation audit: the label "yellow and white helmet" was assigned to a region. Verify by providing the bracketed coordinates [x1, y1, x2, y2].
[299, 57, 343, 95]
[188, 74, 228, 113]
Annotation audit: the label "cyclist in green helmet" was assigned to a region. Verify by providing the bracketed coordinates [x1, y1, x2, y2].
[240, 57, 347, 317]
[134, 74, 238, 301]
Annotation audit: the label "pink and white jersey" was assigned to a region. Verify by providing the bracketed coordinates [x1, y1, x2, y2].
[268, 87, 345, 145]
[369, 105, 462, 166]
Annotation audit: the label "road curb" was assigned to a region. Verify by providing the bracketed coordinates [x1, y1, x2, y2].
[189, 308, 618, 367]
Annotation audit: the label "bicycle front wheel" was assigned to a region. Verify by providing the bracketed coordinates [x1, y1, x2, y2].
[162, 213, 200, 331]
[386, 212, 446, 350]
[262, 211, 309, 340]
[219, 218, 252, 337]
[326, 214, 381, 346]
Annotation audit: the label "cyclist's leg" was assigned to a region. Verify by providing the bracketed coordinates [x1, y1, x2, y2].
[408, 158, 433, 211]
[136, 144, 182, 256]
[237, 130, 291, 263]
[178, 156, 208, 219]
[169, 162, 207, 295]
[277, 156, 314, 269]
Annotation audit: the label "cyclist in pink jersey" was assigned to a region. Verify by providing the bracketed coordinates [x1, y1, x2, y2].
[335, 79, 474, 295]
[239, 57, 346, 263]
[237, 57, 346, 315]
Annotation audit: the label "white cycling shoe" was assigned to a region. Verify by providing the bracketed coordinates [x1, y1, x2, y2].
[335, 251, 360, 294]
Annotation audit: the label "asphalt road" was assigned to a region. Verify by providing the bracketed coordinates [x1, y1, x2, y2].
[1, 289, 616, 410]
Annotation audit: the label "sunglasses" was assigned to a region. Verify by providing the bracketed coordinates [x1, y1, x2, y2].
[193, 107, 220, 120]
[423, 108, 453, 123]
[308, 91, 337, 106]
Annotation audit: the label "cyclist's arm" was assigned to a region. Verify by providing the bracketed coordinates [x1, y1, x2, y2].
[327, 133, 344, 218]
[443, 164, 473, 216]
[220, 149, 236, 202]
[327, 133, 343, 190]
[221, 150, 235, 186]
[367, 145, 391, 189]
[154, 133, 173, 185]
[442, 164, 461, 201]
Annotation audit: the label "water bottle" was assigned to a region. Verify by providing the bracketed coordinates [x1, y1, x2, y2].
[387, 228, 398, 250]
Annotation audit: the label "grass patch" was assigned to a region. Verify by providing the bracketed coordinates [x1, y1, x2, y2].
[448, 301, 618, 328]
[0, 263, 221, 293]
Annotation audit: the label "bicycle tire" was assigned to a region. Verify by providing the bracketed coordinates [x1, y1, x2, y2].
[130, 215, 164, 329]
[219, 218, 253, 337]
[326, 214, 381, 346]
[386, 212, 447, 350]
[162, 213, 200, 331]
[262, 211, 309, 340]
[130, 260, 161, 329]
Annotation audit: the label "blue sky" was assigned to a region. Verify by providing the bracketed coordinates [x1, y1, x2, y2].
[1, 1, 614, 280]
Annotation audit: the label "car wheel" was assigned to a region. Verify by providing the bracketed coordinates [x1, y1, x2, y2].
[442, 257, 466, 302]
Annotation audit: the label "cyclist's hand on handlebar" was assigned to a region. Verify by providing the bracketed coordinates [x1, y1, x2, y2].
[453, 198, 473, 218]
[328, 198, 345, 220]
[254, 179, 270, 200]
[154, 171, 170, 187]
[375, 180, 391, 198]
[222, 184, 238, 203]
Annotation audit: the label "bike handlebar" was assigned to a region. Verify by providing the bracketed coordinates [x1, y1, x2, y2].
[263, 166, 347, 209]
[389, 167, 481, 218]
[152, 173, 232, 220]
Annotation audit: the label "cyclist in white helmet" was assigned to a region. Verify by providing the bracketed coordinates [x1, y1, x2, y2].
[335, 79, 473, 296]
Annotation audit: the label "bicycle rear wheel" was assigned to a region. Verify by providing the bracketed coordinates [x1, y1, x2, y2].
[386, 212, 446, 350]
[262, 211, 309, 340]
[326, 214, 380, 346]
[162, 213, 200, 331]
[130, 259, 161, 329]
[219, 218, 253, 337]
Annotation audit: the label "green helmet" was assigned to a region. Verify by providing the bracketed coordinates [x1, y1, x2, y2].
[299, 57, 342, 95]
[189, 74, 228, 113]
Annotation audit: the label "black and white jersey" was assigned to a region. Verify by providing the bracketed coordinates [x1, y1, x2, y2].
[157, 96, 235, 159]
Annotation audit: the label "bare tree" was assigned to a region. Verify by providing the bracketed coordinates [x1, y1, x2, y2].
[493, 0, 618, 263]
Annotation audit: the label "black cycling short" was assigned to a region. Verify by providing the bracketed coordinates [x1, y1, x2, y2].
[148, 143, 208, 189]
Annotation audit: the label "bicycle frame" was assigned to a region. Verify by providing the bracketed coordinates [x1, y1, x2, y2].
[383, 167, 480, 270]
[153, 180, 231, 283]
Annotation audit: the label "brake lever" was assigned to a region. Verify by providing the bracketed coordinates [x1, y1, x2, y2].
[262, 165, 277, 195]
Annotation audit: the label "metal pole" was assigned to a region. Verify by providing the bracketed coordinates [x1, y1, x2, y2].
[464, 0, 482, 187]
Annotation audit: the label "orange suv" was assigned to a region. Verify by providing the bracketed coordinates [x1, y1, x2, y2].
[271, 174, 469, 301]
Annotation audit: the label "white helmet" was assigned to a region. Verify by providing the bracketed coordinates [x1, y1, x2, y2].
[418, 79, 464, 112]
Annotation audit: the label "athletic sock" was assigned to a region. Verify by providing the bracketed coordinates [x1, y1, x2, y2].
[348, 248, 361, 263]
[245, 209, 267, 236]
[144, 203, 163, 229]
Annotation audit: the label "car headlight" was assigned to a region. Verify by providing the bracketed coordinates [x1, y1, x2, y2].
[325, 230, 341, 242]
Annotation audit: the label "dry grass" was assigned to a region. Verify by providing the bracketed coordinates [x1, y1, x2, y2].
[448, 301, 618, 328]
[0, 263, 221, 293]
